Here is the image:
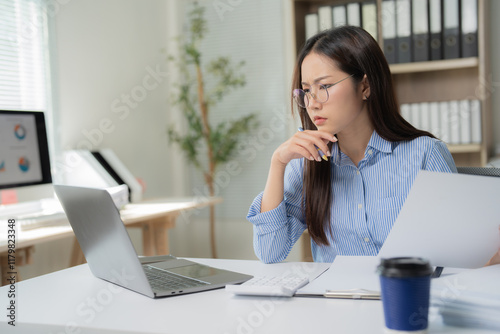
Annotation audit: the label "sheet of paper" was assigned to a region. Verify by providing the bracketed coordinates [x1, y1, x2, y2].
[296, 256, 381, 296]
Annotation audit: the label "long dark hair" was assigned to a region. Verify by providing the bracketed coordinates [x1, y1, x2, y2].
[292, 26, 435, 246]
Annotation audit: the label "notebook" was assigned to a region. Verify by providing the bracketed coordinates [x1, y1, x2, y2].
[54, 184, 252, 298]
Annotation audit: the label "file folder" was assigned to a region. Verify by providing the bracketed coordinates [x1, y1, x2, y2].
[332, 4, 347, 27]
[396, 0, 412, 63]
[305, 13, 319, 40]
[420, 102, 431, 133]
[410, 103, 421, 129]
[443, 0, 460, 59]
[460, 0, 478, 57]
[346, 2, 361, 27]
[470, 99, 481, 144]
[429, 0, 443, 60]
[448, 100, 460, 145]
[429, 102, 441, 137]
[382, 0, 397, 64]
[459, 100, 472, 144]
[400, 103, 411, 122]
[439, 101, 451, 143]
[412, 0, 430, 62]
[362, 1, 378, 41]
[318, 6, 333, 31]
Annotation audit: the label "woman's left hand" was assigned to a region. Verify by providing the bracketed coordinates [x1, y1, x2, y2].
[486, 248, 500, 266]
[485, 225, 500, 266]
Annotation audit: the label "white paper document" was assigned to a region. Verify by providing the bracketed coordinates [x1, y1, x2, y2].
[296, 256, 381, 298]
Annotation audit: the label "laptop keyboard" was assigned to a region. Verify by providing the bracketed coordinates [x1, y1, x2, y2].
[143, 265, 210, 291]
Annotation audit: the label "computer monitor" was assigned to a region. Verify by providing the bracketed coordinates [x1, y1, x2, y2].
[0, 110, 53, 203]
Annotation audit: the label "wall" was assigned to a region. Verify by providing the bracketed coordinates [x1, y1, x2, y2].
[20, 0, 175, 280]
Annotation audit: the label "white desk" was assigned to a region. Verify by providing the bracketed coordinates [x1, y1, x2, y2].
[0, 258, 496, 334]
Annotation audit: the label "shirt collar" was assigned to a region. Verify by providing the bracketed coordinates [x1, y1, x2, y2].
[330, 131, 393, 166]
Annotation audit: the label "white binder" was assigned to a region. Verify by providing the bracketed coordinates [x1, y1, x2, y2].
[318, 6, 333, 31]
[448, 100, 461, 145]
[305, 14, 319, 40]
[459, 99, 472, 144]
[429, 102, 441, 138]
[439, 101, 451, 143]
[346, 2, 361, 27]
[362, 1, 378, 41]
[332, 5, 347, 27]
[470, 99, 482, 144]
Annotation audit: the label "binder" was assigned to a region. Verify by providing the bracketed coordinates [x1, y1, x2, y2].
[362, 1, 378, 41]
[396, 0, 412, 63]
[305, 14, 319, 40]
[448, 100, 461, 145]
[347, 2, 361, 27]
[332, 5, 347, 27]
[470, 99, 482, 144]
[412, 0, 430, 62]
[382, 0, 397, 64]
[429, 0, 443, 60]
[420, 102, 431, 133]
[410, 103, 421, 129]
[400, 103, 411, 122]
[459, 100, 472, 144]
[443, 0, 460, 59]
[460, 0, 478, 57]
[318, 6, 333, 31]
[439, 101, 451, 143]
[429, 102, 441, 137]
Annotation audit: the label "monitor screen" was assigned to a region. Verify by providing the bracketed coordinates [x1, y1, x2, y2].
[0, 110, 52, 190]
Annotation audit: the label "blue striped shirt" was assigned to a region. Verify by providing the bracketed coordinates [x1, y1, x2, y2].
[247, 131, 457, 263]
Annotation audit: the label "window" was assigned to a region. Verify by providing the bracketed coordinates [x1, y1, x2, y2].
[0, 0, 54, 159]
[0, 0, 51, 111]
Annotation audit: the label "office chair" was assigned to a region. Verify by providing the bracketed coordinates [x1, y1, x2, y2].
[456, 166, 500, 177]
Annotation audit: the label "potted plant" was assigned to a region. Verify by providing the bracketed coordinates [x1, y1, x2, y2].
[167, 2, 259, 258]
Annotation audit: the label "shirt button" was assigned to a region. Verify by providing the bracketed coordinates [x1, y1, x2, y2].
[358, 204, 362, 209]
[356, 170, 360, 175]
[368, 149, 373, 155]
[364, 237, 370, 243]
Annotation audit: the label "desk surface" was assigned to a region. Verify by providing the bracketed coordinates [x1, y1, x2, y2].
[0, 197, 222, 253]
[0, 258, 495, 334]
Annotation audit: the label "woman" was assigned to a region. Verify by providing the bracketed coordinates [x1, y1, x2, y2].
[247, 26, 457, 263]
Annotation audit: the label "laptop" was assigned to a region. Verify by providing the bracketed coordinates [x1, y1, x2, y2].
[378, 170, 500, 269]
[54, 184, 252, 298]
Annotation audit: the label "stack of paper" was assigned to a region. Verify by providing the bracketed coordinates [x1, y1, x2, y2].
[431, 264, 500, 331]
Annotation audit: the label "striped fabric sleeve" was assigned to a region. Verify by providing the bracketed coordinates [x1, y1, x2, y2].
[247, 159, 307, 263]
[423, 139, 458, 173]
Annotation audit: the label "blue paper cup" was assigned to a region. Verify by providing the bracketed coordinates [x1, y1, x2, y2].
[378, 257, 433, 333]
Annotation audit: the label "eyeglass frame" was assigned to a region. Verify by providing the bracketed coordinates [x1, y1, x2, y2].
[293, 74, 354, 108]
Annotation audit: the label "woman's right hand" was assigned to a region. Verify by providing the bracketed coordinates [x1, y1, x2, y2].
[272, 129, 337, 166]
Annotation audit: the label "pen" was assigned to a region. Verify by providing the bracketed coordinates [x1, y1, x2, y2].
[298, 127, 328, 161]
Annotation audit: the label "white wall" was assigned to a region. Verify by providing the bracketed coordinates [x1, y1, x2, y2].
[20, 0, 176, 280]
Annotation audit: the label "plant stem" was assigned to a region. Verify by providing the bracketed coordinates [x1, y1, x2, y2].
[196, 59, 217, 258]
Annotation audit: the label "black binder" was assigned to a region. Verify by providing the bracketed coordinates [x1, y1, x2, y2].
[412, 0, 430, 62]
[443, 0, 461, 59]
[460, 0, 478, 58]
[396, 0, 412, 63]
[382, 0, 397, 64]
[429, 0, 443, 60]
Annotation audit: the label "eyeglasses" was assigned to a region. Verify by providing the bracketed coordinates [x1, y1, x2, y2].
[293, 74, 354, 108]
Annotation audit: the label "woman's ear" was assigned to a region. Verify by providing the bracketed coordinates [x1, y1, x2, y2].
[361, 74, 370, 100]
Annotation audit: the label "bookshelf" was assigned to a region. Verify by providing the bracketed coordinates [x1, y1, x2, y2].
[291, 0, 491, 167]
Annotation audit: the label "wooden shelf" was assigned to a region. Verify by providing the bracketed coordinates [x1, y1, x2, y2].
[447, 144, 482, 154]
[390, 58, 479, 74]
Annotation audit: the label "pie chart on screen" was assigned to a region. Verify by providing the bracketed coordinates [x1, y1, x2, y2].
[18, 157, 30, 172]
[14, 124, 26, 140]
[0, 161, 4, 172]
